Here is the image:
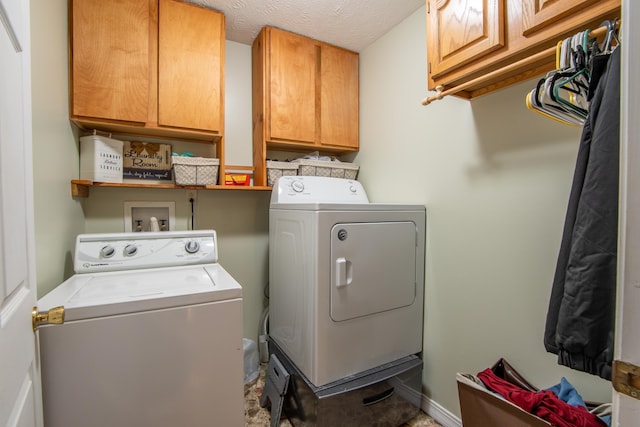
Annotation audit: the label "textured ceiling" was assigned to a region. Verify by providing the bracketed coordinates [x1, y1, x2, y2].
[188, 0, 424, 52]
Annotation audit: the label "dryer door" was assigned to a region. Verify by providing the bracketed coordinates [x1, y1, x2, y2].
[330, 221, 417, 321]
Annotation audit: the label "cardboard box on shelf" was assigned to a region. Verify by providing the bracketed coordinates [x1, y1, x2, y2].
[225, 174, 251, 186]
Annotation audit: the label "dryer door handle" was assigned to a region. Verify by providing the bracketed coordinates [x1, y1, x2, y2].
[335, 257, 353, 288]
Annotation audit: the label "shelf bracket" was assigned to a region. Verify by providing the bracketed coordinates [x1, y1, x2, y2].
[71, 181, 90, 198]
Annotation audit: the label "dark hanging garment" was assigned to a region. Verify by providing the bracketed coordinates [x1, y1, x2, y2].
[544, 47, 620, 381]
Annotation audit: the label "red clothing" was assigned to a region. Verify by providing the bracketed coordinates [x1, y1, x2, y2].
[477, 369, 605, 427]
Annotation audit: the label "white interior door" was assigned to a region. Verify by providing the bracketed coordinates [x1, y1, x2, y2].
[0, 0, 42, 426]
[612, 0, 640, 424]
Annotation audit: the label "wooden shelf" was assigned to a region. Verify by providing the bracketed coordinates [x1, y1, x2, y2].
[71, 180, 271, 198]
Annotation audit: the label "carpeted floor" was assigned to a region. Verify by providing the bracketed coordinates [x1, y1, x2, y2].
[244, 364, 443, 426]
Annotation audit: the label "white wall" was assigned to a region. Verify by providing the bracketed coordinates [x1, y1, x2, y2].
[30, 0, 85, 297]
[358, 5, 611, 419]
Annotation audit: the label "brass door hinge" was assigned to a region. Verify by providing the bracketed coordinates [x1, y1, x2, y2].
[612, 360, 640, 400]
[32, 306, 65, 331]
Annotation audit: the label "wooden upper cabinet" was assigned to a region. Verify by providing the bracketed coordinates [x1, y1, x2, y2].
[426, 0, 621, 99]
[427, 0, 505, 79]
[321, 45, 359, 151]
[254, 27, 359, 151]
[521, 0, 600, 36]
[158, 0, 224, 132]
[252, 27, 359, 186]
[70, 0, 225, 142]
[71, 0, 150, 124]
[268, 29, 317, 144]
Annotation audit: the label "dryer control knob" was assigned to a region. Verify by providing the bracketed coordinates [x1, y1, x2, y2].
[123, 244, 138, 257]
[291, 180, 305, 193]
[185, 240, 200, 254]
[100, 245, 116, 258]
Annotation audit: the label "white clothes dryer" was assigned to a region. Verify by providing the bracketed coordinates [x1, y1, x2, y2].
[36, 230, 244, 427]
[269, 176, 426, 387]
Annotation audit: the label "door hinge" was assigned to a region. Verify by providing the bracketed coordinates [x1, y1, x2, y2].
[612, 360, 640, 400]
[32, 306, 65, 331]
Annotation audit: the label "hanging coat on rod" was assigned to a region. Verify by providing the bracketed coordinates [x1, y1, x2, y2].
[544, 46, 620, 381]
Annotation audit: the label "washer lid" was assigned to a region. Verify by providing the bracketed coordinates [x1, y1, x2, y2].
[37, 264, 242, 322]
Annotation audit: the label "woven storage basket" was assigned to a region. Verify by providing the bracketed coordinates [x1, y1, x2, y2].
[292, 159, 359, 179]
[266, 160, 298, 186]
[172, 156, 219, 186]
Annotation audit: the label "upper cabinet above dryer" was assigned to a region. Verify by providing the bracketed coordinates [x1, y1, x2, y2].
[252, 27, 359, 186]
[69, 0, 225, 143]
[426, 0, 621, 100]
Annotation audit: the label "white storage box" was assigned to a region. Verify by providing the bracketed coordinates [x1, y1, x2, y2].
[292, 159, 359, 180]
[172, 156, 219, 186]
[266, 160, 298, 187]
[79, 135, 123, 183]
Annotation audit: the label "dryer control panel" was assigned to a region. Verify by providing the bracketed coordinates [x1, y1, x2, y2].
[271, 176, 369, 204]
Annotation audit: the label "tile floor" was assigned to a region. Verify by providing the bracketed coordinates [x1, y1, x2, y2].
[244, 364, 443, 426]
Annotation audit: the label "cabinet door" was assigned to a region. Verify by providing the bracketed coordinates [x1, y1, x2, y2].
[321, 46, 359, 150]
[71, 0, 150, 123]
[268, 28, 316, 144]
[427, 0, 505, 79]
[521, 0, 600, 36]
[158, 0, 224, 133]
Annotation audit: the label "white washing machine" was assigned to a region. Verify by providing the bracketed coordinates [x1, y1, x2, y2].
[269, 176, 426, 387]
[36, 230, 244, 427]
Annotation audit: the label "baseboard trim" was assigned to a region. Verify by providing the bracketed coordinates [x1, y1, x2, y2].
[421, 395, 461, 427]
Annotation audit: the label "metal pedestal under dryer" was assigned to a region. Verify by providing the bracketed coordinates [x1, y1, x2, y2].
[269, 176, 426, 387]
[269, 340, 422, 427]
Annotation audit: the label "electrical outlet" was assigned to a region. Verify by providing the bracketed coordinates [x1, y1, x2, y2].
[186, 189, 197, 203]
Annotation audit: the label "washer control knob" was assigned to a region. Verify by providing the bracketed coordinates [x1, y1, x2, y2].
[123, 244, 138, 257]
[349, 185, 357, 193]
[291, 180, 305, 193]
[185, 240, 200, 254]
[100, 245, 116, 258]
